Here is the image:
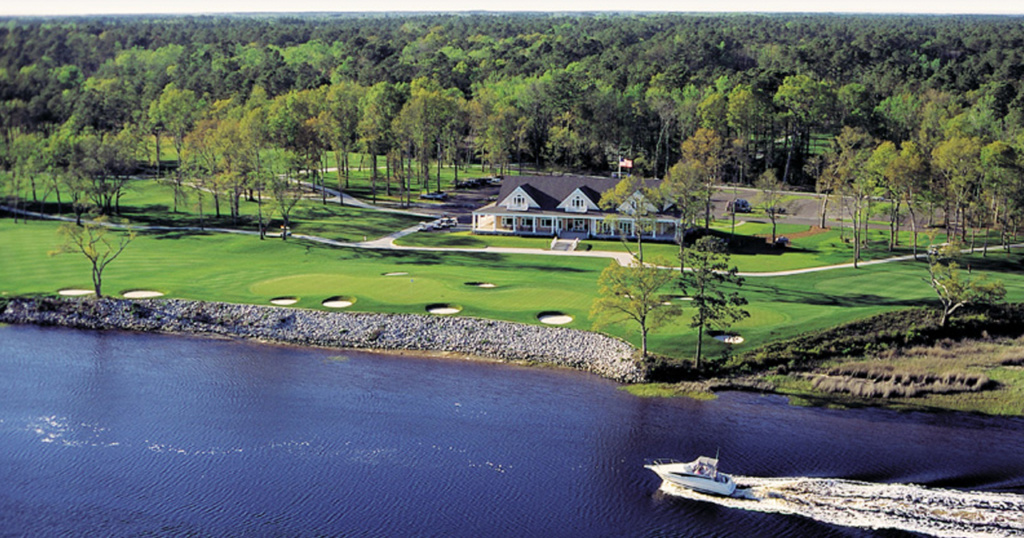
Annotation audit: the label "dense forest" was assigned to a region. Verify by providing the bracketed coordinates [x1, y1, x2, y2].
[2, 13, 1024, 239]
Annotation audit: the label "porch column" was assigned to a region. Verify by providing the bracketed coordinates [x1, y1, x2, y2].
[532, 217, 537, 233]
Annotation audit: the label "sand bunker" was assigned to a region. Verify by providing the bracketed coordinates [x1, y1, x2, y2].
[465, 282, 497, 288]
[426, 303, 462, 315]
[122, 290, 165, 299]
[270, 297, 299, 306]
[58, 289, 94, 296]
[714, 334, 745, 344]
[383, 272, 409, 277]
[537, 311, 573, 325]
[322, 296, 355, 308]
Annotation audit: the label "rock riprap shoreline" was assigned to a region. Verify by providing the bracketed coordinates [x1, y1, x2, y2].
[0, 297, 645, 382]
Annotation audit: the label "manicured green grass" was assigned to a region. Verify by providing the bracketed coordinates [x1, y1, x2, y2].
[0, 218, 607, 330]
[395, 231, 558, 250]
[8, 216, 1024, 365]
[18, 178, 428, 243]
[645, 255, 1024, 361]
[394, 221, 989, 274]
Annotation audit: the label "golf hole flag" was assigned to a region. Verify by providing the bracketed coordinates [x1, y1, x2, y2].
[618, 158, 633, 169]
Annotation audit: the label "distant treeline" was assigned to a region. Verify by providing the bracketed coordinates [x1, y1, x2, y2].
[1, 13, 1023, 226]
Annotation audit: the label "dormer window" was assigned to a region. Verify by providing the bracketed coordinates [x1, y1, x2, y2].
[557, 187, 596, 213]
[568, 195, 587, 213]
[510, 194, 527, 211]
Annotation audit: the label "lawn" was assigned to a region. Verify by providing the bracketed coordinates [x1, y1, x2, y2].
[6, 216, 1024, 364]
[14, 177, 428, 244]
[0, 217, 607, 327]
[394, 221, 986, 274]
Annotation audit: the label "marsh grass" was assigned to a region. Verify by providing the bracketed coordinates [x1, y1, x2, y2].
[621, 382, 717, 400]
[769, 335, 1024, 414]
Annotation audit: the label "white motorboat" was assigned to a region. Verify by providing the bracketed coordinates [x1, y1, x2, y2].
[645, 455, 737, 497]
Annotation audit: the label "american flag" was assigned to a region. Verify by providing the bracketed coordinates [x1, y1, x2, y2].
[618, 158, 633, 169]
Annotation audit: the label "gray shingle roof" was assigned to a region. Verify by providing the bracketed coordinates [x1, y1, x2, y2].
[497, 175, 660, 211]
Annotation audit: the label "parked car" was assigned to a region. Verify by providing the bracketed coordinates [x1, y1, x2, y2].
[454, 178, 487, 189]
[728, 199, 752, 213]
[419, 191, 449, 201]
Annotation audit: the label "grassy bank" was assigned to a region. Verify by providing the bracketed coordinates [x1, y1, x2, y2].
[643, 305, 1024, 416]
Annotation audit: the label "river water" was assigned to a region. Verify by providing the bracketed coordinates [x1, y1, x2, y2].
[2, 325, 1023, 537]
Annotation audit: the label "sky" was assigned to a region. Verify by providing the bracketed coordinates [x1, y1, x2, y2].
[2, 0, 1022, 16]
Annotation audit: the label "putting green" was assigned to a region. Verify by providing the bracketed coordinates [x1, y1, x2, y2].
[734, 305, 791, 329]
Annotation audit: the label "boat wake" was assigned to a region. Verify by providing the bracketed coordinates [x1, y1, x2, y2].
[658, 476, 1024, 537]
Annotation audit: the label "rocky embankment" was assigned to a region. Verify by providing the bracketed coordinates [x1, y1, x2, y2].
[0, 297, 644, 382]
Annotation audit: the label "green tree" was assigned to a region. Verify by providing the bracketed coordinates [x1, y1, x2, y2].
[661, 159, 705, 269]
[322, 81, 363, 194]
[598, 175, 664, 263]
[681, 236, 748, 369]
[980, 140, 1019, 254]
[50, 216, 135, 298]
[890, 141, 930, 258]
[926, 242, 1005, 327]
[774, 74, 835, 183]
[678, 127, 726, 229]
[646, 83, 685, 178]
[932, 135, 983, 241]
[755, 169, 786, 244]
[875, 93, 921, 144]
[6, 131, 47, 221]
[826, 126, 875, 267]
[151, 84, 202, 212]
[239, 94, 272, 238]
[268, 151, 304, 241]
[359, 82, 406, 202]
[866, 140, 901, 251]
[726, 84, 770, 183]
[591, 260, 681, 358]
[183, 118, 220, 227]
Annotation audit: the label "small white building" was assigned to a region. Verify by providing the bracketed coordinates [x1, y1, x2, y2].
[471, 175, 680, 240]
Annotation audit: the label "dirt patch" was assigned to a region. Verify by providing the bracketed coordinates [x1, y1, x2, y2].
[756, 226, 830, 243]
[784, 226, 830, 239]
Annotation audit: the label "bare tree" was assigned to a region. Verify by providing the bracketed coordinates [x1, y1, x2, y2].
[50, 216, 135, 297]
